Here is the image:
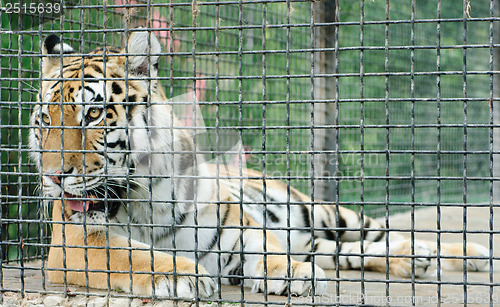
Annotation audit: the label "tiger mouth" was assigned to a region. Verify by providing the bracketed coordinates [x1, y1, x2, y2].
[64, 189, 122, 216]
[64, 193, 96, 212]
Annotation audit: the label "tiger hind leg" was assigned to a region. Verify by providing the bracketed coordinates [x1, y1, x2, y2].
[290, 232, 434, 278]
[420, 241, 489, 272]
[329, 208, 490, 272]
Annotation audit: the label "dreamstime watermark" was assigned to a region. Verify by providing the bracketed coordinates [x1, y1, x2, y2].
[292, 293, 499, 305]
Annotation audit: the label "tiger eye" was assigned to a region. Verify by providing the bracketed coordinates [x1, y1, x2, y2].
[41, 113, 51, 125]
[88, 108, 102, 119]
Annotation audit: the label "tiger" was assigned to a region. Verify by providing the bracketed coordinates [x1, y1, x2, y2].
[29, 31, 489, 299]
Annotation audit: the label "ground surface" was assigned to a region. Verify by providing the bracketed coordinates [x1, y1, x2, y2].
[1, 206, 498, 306]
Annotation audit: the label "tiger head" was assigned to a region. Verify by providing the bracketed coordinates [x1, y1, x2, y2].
[29, 31, 181, 221]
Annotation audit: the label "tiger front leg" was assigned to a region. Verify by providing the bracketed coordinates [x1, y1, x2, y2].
[48, 229, 216, 298]
[48, 201, 216, 299]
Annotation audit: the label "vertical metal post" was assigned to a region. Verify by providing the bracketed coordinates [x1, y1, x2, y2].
[493, 0, 500, 203]
[313, 0, 337, 202]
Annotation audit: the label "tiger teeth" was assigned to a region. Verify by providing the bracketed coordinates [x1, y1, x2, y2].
[88, 195, 98, 204]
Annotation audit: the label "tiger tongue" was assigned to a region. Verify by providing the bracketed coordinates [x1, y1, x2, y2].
[65, 194, 90, 212]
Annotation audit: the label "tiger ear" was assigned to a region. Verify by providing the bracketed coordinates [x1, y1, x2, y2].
[41, 35, 75, 75]
[125, 30, 161, 76]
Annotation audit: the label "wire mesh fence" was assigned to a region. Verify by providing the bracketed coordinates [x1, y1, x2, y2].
[0, 0, 498, 306]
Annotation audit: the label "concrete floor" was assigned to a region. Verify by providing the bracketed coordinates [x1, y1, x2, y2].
[1, 206, 498, 306]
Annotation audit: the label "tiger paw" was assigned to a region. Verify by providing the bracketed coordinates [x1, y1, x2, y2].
[389, 240, 433, 278]
[153, 273, 216, 298]
[251, 261, 327, 296]
[439, 242, 489, 272]
[134, 265, 216, 299]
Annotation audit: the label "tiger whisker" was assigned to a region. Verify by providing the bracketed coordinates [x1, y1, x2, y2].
[90, 185, 121, 200]
[104, 180, 153, 199]
[104, 178, 150, 195]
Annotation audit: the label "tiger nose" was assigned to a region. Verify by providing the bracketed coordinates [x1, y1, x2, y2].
[45, 170, 63, 185]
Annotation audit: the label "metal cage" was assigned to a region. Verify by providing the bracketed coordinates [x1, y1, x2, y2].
[0, 0, 498, 306]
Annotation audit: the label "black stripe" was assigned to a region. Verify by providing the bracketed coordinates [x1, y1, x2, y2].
[50, 81, 61, 89]
[61, 66, 82, 74]
[322, 221, 336, 241]
[337, 214, 347, 239]
[106, 139, 126, 149]
[304, 241, 319, 262]
[124, 95, 136, 102]
[93, 94, 103, 102]
[160, 205, 186, 242]
[106, 47, 121, 53]
[265, 208, 279, 223]
[362, 219, 371, 240]
[153, 228, 172, 244]
[303, 237, 312, 248]
[344, 257, 352, 270]
[91, 64, 103, 74]
[199, 233, 219, 260]
[373, 230, 385, 242]
[300, 204, 311, 228]
[221, 205, 230, 225]
[83, 74, 99, 82]
[84, 85, 95, 95]
[62, 61, 80, 69]
[84, 55, 104, 60]
[112, 82, 122, 95]
[339, 242, 353, 269]
[175, 213, 187, 225]
[227, 264, 243, 286]
[224, 239, 240, 269]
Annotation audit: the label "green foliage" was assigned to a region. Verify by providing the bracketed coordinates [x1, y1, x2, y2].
[334, 0, 491, 208]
